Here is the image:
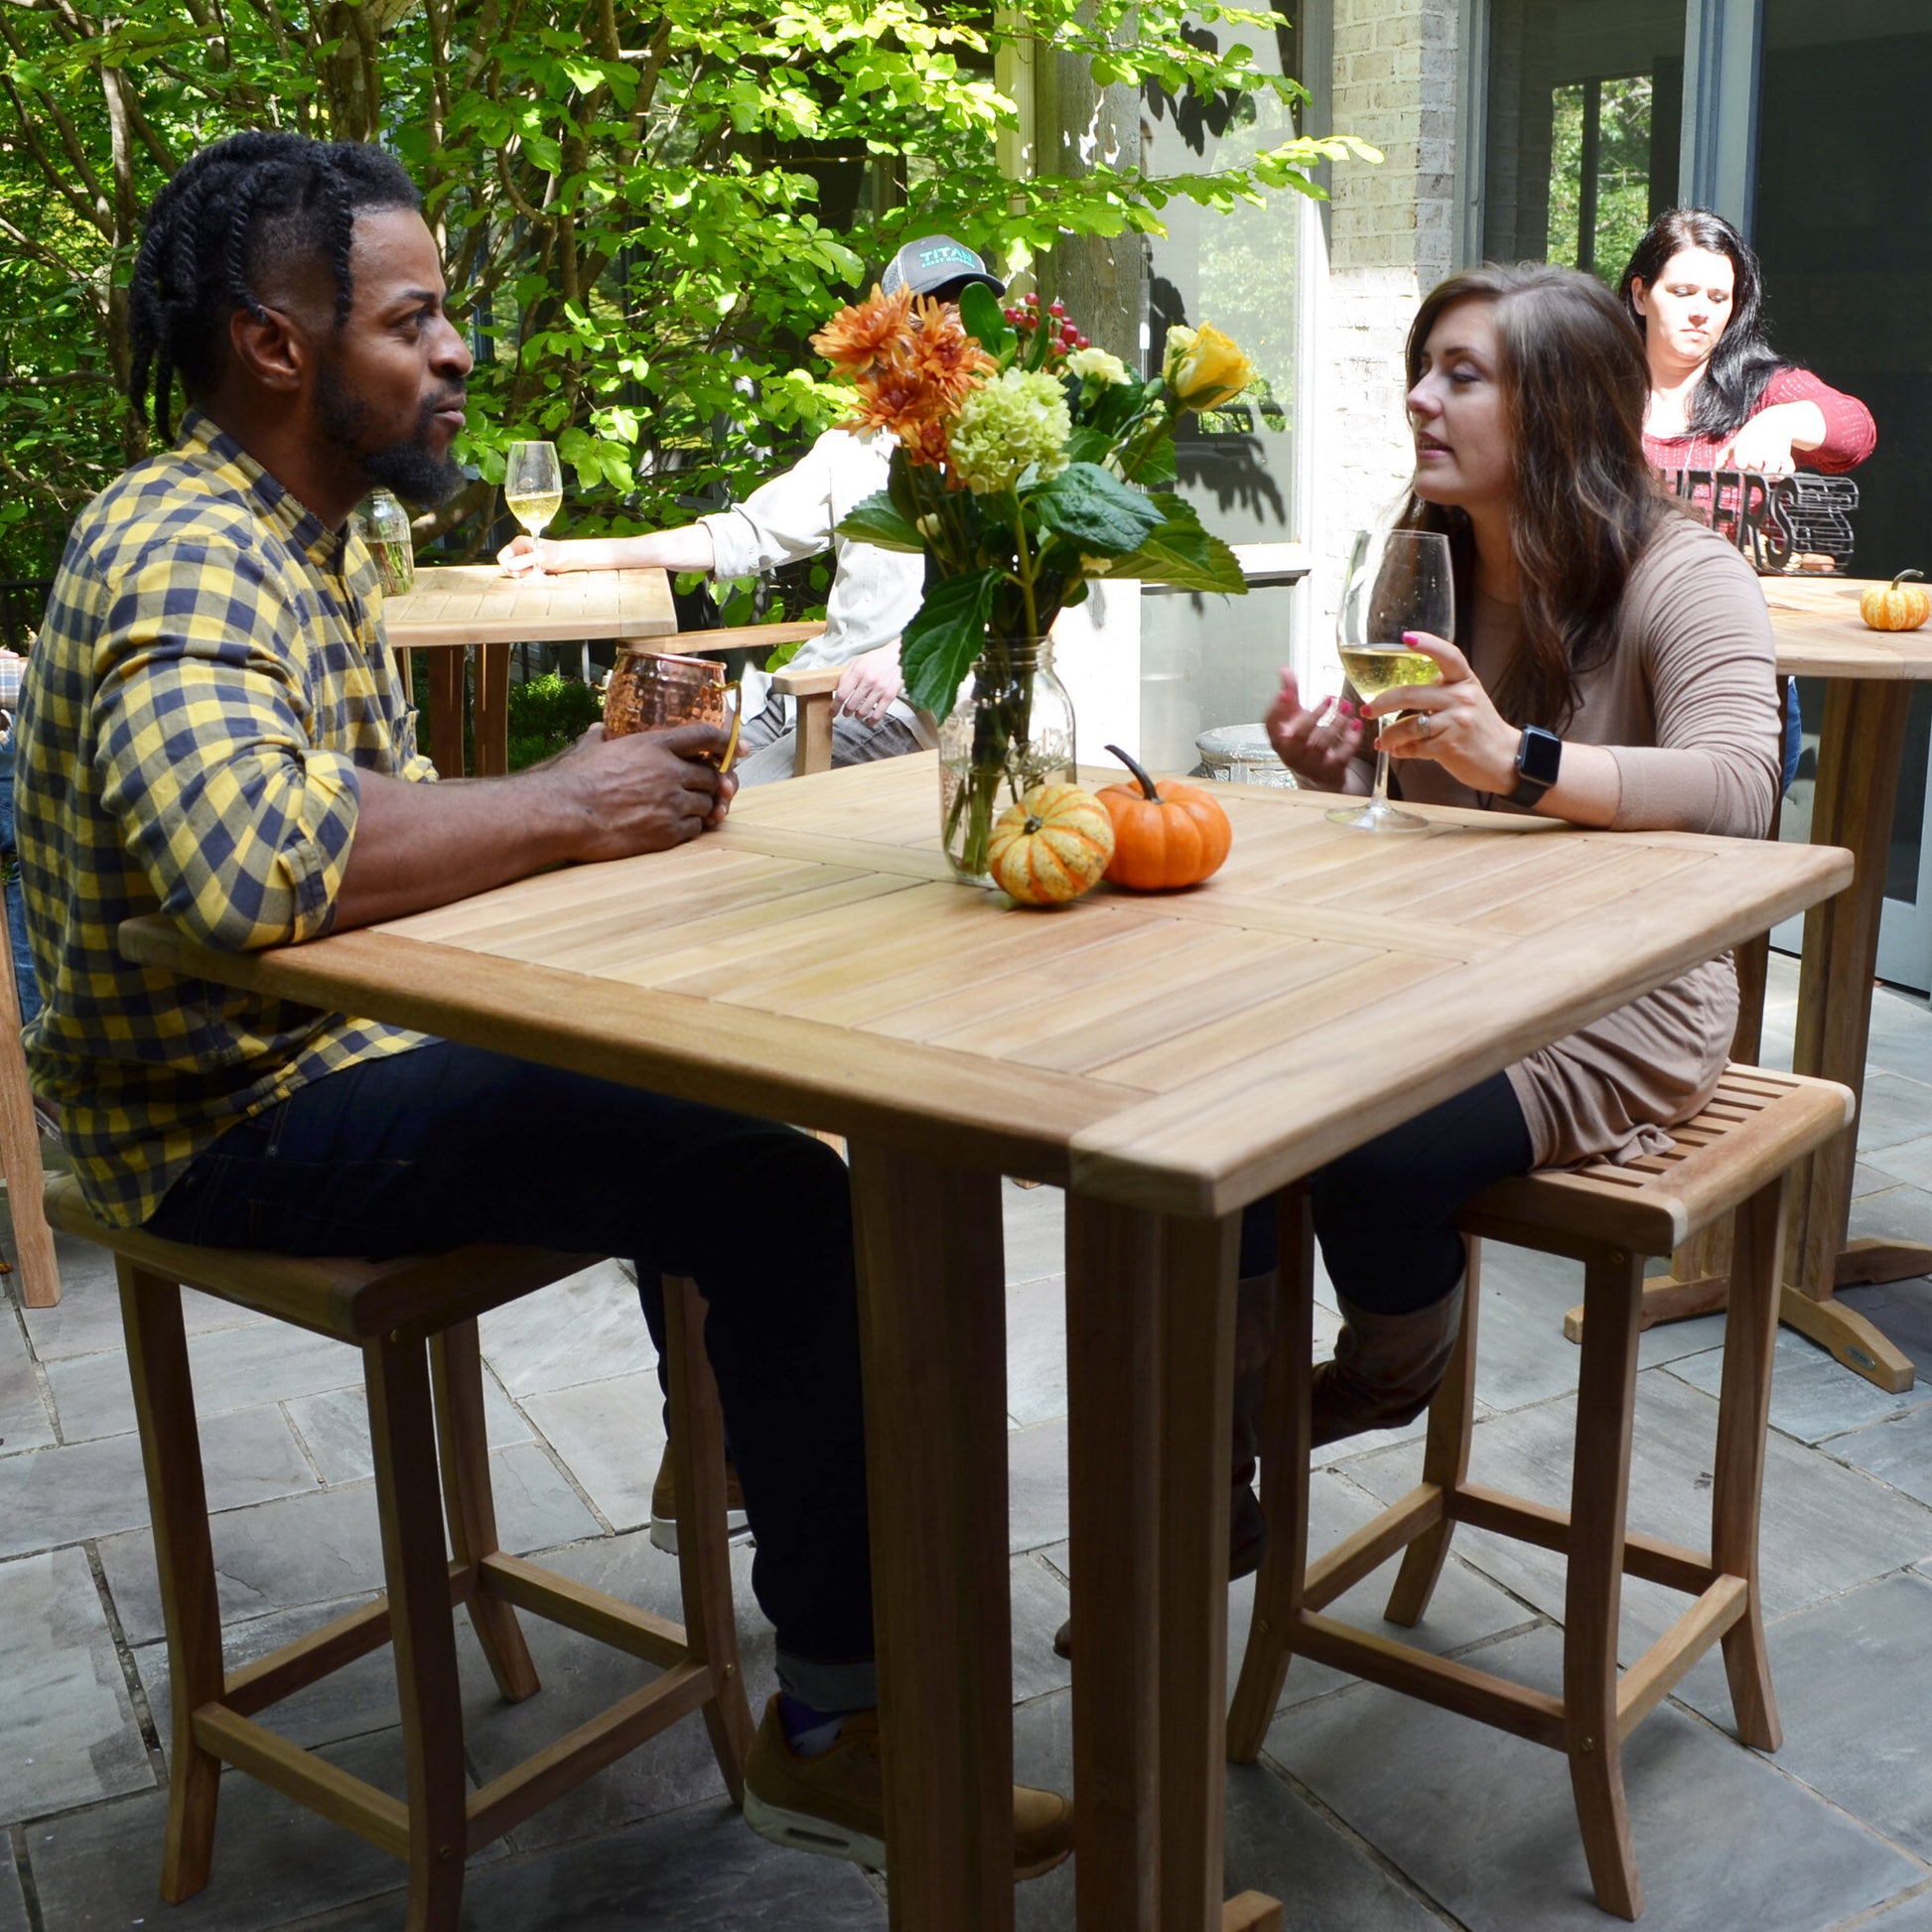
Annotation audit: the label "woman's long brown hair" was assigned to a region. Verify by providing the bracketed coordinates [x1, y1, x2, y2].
[1397, 263, 1672, 733]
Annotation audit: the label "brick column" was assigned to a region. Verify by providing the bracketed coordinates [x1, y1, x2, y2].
[1307, 0, 1461, 668]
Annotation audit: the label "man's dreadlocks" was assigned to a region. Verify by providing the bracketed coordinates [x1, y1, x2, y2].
[127, 131, 420, 439]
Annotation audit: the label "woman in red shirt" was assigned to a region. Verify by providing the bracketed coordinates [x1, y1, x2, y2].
[1617, 207, 1874, 476]
[1620, 207, 1873, 790]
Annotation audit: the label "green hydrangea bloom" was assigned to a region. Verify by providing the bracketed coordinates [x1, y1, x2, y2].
[947, 368, 1072, 495]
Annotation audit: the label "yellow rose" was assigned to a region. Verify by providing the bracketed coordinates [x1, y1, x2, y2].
[1162, 322, 1256, 410]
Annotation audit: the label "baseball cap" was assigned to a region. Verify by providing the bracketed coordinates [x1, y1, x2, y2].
[879, 233, 1006, 301]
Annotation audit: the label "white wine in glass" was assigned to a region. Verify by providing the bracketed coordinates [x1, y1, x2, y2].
[1326, 527, 1453, 833]
[504, 440, 563, 542]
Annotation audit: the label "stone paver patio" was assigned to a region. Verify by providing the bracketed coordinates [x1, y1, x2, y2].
[7, 952, 1932, 1930]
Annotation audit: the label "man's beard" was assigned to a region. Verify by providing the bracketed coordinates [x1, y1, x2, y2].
[316, 356, 466, 507]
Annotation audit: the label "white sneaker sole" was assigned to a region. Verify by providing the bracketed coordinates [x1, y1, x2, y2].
[742, 1784, 886, 1870]
[648, 1509, 751, 1556]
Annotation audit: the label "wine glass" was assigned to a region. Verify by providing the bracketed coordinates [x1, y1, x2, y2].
[503, 440, 563, 547]
[1325, 527, 1454, 833]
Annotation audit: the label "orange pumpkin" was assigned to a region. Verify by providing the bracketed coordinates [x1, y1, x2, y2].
[987, 783, 1115, 905]
[1097, 743, 1233, 891]
[1861, 570, 1931, 633]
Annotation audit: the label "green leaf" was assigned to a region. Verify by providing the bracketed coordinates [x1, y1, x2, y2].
[1091, 520, 1248, 595]
[886, 446, 924, 528]
[901, 568, 1002, 719]
[957, 282, 1015, 362]
[1126, 437, 1177, 485]
[1028, 462, 1165, 555]
[836, 490, 925, 552]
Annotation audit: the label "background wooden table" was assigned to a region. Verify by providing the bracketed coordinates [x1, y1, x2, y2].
[1643, 579, 1932, 1389]
[1765, 580, 1932, 1387]
[383, 565, 675, 777]
[117, 756, 1851, 1932]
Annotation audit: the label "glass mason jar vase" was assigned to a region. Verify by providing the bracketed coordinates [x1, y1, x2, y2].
[937, 636, 1077, 886]
[356, 488, 416, 598]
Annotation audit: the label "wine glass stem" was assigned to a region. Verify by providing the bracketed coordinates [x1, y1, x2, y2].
[1370, 742, 1395, 810]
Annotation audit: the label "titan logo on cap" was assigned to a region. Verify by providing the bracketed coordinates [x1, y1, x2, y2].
[919, 244, 979, 270]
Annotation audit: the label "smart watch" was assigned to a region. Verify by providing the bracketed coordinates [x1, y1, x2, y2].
[1507, 725, 1563, 808]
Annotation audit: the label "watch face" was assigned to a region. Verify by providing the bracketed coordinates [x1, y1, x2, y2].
[1519, 726, 1563, 785]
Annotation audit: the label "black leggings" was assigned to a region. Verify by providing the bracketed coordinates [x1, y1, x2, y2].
[1239, 1071, 1534, 1314]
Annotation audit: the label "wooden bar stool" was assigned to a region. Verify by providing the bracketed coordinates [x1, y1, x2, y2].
[45, 1175, 752, 1931]
[1228, 1065, 1853, 1920]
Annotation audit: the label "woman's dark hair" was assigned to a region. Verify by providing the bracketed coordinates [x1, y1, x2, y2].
[1398, 262, 1671, 734]
[128, 131, 421, 439]
[1616, 207, 1783, 438]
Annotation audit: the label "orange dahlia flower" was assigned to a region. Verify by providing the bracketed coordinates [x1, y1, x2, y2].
[810, 283, 915, 377]
[813, 287, 995, 468]
[899, 296, 996, 414]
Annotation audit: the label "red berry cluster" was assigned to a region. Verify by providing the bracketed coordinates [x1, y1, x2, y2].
[1002, 292, 1090, 357]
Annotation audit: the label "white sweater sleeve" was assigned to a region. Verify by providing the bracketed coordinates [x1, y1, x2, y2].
[699, 434, 841, 580]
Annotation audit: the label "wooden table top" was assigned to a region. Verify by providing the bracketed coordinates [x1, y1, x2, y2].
[1762, 577, 1932, 680]
[118, 755, 1851, 1220]
[384, 565, 676, 649]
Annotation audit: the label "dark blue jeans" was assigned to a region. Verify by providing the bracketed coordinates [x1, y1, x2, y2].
[146, 1039, 875, 1710]
[0, 740, 41, 1027]
[1241, 1071, 1533, 1313]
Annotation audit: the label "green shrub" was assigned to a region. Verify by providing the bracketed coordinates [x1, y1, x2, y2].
[506, 673, 605, 772]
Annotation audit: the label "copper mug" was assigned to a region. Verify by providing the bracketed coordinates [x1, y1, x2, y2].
[604, 647, 742, 771]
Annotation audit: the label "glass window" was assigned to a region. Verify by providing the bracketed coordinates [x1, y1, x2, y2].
[1138, 6, 1305, 769]
[1482, 0, 1686, 279]
[1755, 0, 1932, 974]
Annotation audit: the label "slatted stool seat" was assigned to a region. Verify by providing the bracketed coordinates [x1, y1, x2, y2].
[1228, 1065, 1854, 1921]
[45, 1175, 751, 1932]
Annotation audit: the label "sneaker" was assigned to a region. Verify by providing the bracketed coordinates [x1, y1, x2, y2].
[648, 1441, 751, 1555]
[742, 1696, 1073, 1878]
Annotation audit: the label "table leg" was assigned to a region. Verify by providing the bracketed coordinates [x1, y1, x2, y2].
[474, 641, 511, 776]
[847, 1141, 1014, 1932]
[1065, 1196, 1271, 1932]
[1788, 677, 1923, 1387]
[426, 647, 467, 779]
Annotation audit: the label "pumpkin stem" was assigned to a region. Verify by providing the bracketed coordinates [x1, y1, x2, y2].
[1023, 815, 1043, 835]
[1893, 570, 1926, 591]
[1104, 741, 1163, 802]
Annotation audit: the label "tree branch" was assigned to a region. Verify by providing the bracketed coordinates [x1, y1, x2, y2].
[0, 73, 100, 230]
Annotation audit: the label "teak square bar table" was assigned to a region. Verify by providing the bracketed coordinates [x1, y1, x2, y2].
[383, 565, 676, 776]
[1631, 579, 1932, 1390]
[117, 757, 1849, 1932]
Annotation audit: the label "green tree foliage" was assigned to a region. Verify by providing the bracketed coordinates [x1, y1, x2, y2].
[1546, 75, 1653, 285]
[0, 0, 1371, 583]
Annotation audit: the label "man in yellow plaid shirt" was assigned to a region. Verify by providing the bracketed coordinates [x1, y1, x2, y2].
[14, 129, 1072, 1882]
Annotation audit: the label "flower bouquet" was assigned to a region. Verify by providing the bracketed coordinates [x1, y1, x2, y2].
[811, 280, 1254, 884]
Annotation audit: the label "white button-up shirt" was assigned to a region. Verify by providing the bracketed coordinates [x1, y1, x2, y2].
[700, 427, 932, 745]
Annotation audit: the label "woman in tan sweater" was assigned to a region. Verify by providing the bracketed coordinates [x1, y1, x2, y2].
[1261, 261, 1780, 1448]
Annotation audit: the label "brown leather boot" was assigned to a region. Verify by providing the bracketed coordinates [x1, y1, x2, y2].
[1311, 1279, 1464, 1449]
[1052, 1269, 1278, 1661]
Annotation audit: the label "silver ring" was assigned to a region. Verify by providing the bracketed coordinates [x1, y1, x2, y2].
[1417, 715, 1433, 740]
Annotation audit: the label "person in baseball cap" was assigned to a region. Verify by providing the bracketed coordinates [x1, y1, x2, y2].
[500, 233, 1011, 783]
[878, 233, 1006, 302]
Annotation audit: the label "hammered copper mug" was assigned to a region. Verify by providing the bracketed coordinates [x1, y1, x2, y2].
[604, 647, 742, 771]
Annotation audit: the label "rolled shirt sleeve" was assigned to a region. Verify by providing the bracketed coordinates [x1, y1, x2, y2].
[94, 544, 364, 951]
[701, 434, 843, 580]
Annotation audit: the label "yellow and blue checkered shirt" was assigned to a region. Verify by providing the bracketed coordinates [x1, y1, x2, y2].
[16, 411, 436, 1227]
